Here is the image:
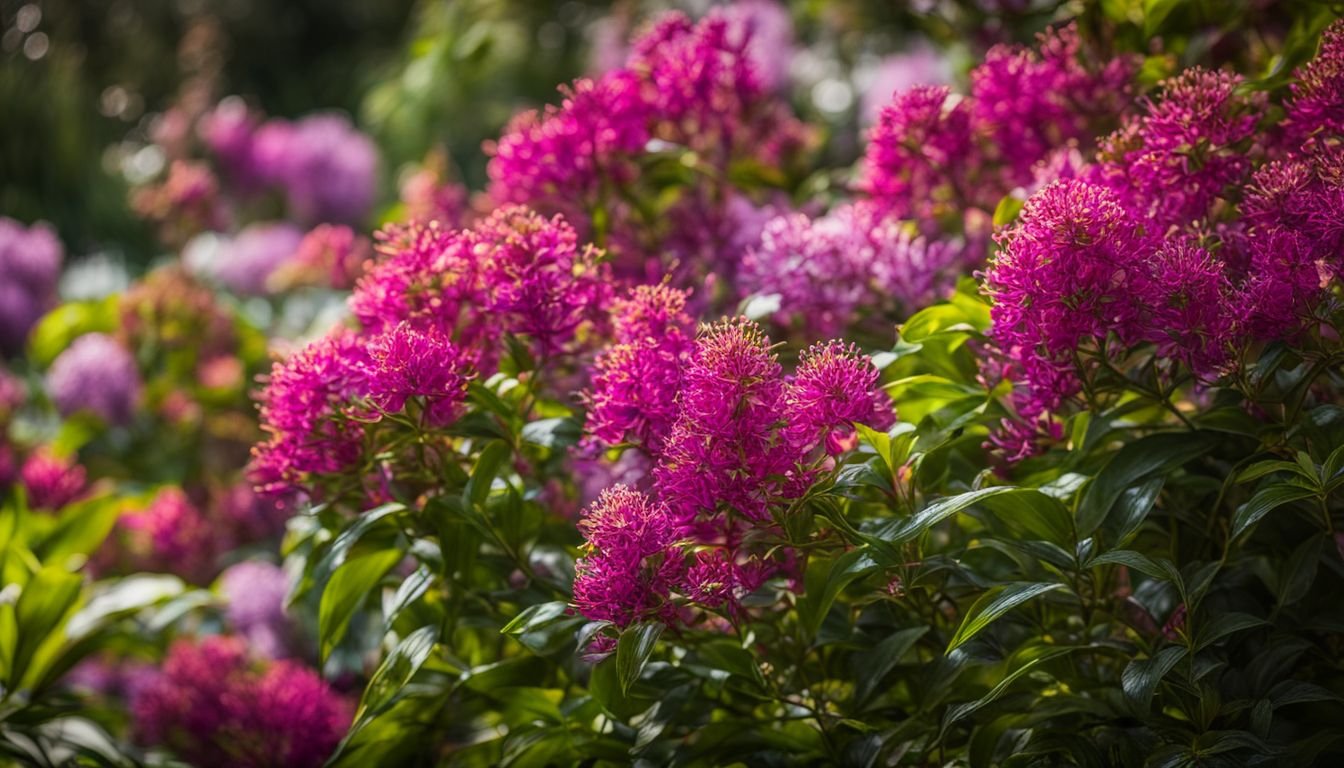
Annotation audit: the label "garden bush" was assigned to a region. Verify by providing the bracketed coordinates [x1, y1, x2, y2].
[3, 1, 1344, 766]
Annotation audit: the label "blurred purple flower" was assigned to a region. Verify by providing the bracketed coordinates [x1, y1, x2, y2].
[46, 333, 142, 427]
[212, 222, 304, 296]
[220, 560, 294, 659]
[0, 217, 63, 356]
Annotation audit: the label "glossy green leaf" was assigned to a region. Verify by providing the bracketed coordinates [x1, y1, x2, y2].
[946, 582, 1064, 652]
[1122, 646, 1186, 711]
[466, 440, 512, 509]
[1232, 483, 1318, 539]
[520, 417, 581, 449]
[319, 549, 402, 663]
[799, 548, 878, 640]
[616, 623, 662, 695]
[10, 565, 83, 688]
[1077, 433, 1217, 536]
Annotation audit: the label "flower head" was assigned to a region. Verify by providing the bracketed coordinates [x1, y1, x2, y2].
[654, 318, 794, 523]
[0, 217, 63, 356]
[210, 223, 304, 296]
[250, 329, 372, 496]
[365, 322, 472, 426]
[220, 560, 293, 660]
[983, 179, 1154, 411]
[46, 333, 142, 427]
[1285, 20, 1344, 145]
[573, 485, 681, 627]
[113, 487, 216, 582]
[20, 448, 86, 511]
[132, 636, 351, 768]
[784, 341, 895, 453]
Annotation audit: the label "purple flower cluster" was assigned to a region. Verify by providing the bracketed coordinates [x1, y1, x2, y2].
[741, 202, 966, 337]
[0, 217, 63, 356]
[132, 636, 351, 768]
[219, 560, 294, 659]
[200, 100, 379, 225]
[1285, 21, 1344, 146]
[1092, 68, 1264, 230]
[254, 208, 608, 496]
[861, 24, 1136, 229]
[208, 222, 305, 296]
[577, 317, 893, 629]
[46, 333, 142, 427]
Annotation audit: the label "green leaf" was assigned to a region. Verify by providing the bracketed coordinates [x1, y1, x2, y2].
[354, 625, 438, 725]
[65, 574, 185, 639]
[1236, 459, 1311, 485]
[466, 440, 512, 510]
[312, 503, 406, 590]
[384, 565, 434, 630]
[520, 417, 581, 449]
[616, 623, 662, 695]
[1270, 680, 1341, 708]
[695, 640, 767, 692]
[1107, 476, 1164, 547]
[855, 627, 928, 708]
[1077, 433, 1217, 536]
[1232, 483, 1318, 539]
[1087, 550, 1169, 580]
[1122, 646, 1186, 711]
[9, 565, 83, 688]
[1143, 0, 1183, 35]
[992, 195, 1025, 228]
[873, 487, 1050, 547]
[946, 582, 1064, 653]
[1194, 612, 1268, 652]
[798, 549, 878, 640]
[940, 646, 1076, 738]
[32, 495, 124, 568]
[319, 549, 402, 663]
[502, 601, 585, 657]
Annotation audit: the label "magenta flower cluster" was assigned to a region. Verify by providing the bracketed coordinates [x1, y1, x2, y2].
[861, 23, 1136, 230]
[486, 7, 810, 278]
[253, 207, 610, 496]
[982, 22, 1344, 461]
[132, 636, 351, 768]
[577, 314, 894, 630]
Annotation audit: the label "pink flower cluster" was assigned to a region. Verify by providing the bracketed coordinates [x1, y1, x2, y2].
[486, 8, 810, 279]
[19, 448, 87, 511]
[253, 208, 610, 496]
[132, 636, 351, 768]
[861, 24, 1136, 230]
[982, 22, 1344, 461]
[268, 224, 372, 292]
[577, 315, 893, 629]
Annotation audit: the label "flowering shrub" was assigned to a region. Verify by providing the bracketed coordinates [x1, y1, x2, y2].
[4, 3, 1344, 767]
